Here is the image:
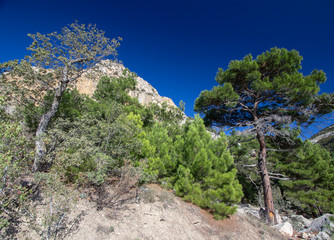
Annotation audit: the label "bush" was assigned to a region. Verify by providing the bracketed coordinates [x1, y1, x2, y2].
[0, 118, 32, 238]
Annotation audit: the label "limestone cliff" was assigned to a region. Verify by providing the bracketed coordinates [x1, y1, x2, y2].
[76, 60, 177, 108]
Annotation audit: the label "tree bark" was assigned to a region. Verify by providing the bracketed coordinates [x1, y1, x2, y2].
[33, 71, 68, 172]
[256, 129, 276, 225]
[33, 95, 61, 172]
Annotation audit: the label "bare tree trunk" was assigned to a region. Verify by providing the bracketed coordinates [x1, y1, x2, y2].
[256, 129, 276, 225]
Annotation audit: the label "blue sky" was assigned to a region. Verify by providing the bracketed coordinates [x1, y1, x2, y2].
[1, 0, 333, 134]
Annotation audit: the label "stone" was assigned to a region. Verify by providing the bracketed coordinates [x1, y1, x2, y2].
[311, 231, 331, 240]
[290, 214, 312, 231]
[275, 211, 282, 224]
[273, 221, 294, 237]
[309, 214, 334, 234]
[236, 207, 246, 216]
[259, 208, 267, 221]
[301, 232, 308, 239]
[237, 205, 261, 219]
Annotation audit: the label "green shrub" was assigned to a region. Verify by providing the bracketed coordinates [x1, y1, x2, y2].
[0, 118, 32, 238]
[143, 116, 243, 219]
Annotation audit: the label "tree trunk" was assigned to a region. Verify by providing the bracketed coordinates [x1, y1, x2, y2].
[256, 129, 276, 225]
[33, 73, 68, 172]
[33, 94, 61, 172]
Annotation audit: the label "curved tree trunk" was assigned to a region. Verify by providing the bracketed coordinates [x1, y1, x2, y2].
[33, 94, 61, 172]
[33, 74, 67, 172]
[256, 129, 276, 225]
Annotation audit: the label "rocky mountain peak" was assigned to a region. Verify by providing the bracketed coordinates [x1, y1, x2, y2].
[76, 60, 177, 108]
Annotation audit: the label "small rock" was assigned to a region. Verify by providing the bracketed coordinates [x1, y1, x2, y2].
[236, 208, 246, 216]
[259, 208, 266, 221]
[273, 222, 294, 237]
[311, 231, 331, 240]
[300, 232, 308, 239]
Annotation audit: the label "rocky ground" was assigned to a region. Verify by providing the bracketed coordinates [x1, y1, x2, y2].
[62, 184, 287, 240]
[16, 184, 333, 240]
[17, 184, 286, 240]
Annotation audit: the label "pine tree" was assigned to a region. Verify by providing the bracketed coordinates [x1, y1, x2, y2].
[173, 116, 243, 219]
[194, 47, 334, 223]
[143, 123, 177, 178]
[278, 141, 334, 216]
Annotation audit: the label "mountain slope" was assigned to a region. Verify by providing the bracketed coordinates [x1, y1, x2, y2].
[310, 124, 334, 154]
[17, 184, 287, 240]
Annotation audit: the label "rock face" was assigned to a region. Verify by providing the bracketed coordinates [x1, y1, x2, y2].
[76, 60, 177, 108]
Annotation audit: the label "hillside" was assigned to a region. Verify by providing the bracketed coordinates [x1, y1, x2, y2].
[17, 184, 287, 240]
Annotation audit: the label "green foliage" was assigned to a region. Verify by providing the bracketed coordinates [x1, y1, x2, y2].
[36, 74, 149, 185]
[93, 72, 136, 104]
[31, 172, 77, 239]
[179, 100, 185, 112]
[48, 110, 145, 185]
[148, 102, 185, 124]
[22, 89, 88, 132]
[93, 73, 155, 127]
[143, 116, 243, 219]
[194, 47, 333, 131]
[278, 141, 334, 216]
[2, 21, 122, 112]
[0, 117, 32, 238]
[143, 123, 177, 178]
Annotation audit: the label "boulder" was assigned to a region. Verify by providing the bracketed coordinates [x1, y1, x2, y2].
[273, 221, 294, 237]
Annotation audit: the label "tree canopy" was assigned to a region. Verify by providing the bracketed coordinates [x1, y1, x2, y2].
[195, 47, 332, 132]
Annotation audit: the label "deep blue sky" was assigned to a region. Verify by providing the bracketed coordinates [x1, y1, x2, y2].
[1, 0, 333, 133]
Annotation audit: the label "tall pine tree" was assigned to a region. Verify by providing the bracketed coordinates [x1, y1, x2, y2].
[195, 48, 333, 224]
